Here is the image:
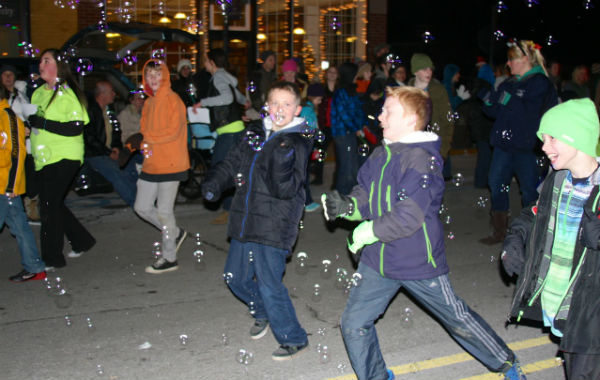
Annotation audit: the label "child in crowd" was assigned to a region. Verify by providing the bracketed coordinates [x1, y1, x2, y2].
[201, 81, 310, 361]
[134, 59, 189, 274]
[300, 82, 325, 212]
[1, 87, 46, 282]
[322, 86, 526, 380]
[502, 98, 600, 380]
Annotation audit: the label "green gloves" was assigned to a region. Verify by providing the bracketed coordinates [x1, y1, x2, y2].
[321, 191, 360, 221]
[347, 220, 378, 254]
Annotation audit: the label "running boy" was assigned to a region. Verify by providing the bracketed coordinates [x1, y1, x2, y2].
[1, 88, 46, 282]
[502, 98, 600, 379]
[134, 59, 189, 274]
[201, 81, 310, 360]
[322, 86, 526, 380]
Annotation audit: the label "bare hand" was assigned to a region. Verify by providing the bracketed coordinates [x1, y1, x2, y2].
[110, 148, 120, 161]
[192, 102, 202, 114]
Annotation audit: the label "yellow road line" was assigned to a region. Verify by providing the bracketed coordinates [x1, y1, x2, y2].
[326, 336, 553, 380]
[460, 358, 563, 380]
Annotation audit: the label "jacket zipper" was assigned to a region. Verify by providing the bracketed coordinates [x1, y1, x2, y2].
[378, 145, 391, 277]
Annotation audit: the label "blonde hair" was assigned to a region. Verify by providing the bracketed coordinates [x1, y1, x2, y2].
[385, 86, 432, 131]
[507, 40, 548, 75]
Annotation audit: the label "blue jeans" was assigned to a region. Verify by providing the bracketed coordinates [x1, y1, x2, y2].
[87, 155, 138, 207]
[0, 195, 45, 273]
[212, 131, 243, 211]
[224, 239, 308, 346]
[333, 133, 358, 195]
[488, 147, 539, 211]
[341, 263, 514, 380]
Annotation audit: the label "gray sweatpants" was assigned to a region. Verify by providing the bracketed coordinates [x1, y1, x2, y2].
[134, 179, 180, 262]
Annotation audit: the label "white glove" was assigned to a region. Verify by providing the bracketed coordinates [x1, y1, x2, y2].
[457, 85, 471, 100]
[21, 103, 38, 118]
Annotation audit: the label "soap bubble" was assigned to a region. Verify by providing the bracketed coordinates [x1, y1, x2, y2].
[151, 241, 162, 259]
[525, 0, 539, 7]
[422, 30, 435, 44]
[401, 307, 414, 328]
[179, 334, 189, 345]
[64, 315, 73, 326]
[246, 81, 256, 93]
[34, 144, 52, 163]
[236, 348, 254, 365]
[329, 16, 341, 30]
[301, 123, 315, 139]
[311, 284, 322, 303]
[426, 122, 440, 133]
[295, 252, 308, 275]
[320, 259, 332, 279]
[121, 50, 138, 66]
[223, 272, 234, 284]
[221, 333, 229, 346]
[419, 174, 430, 189]
[315, 130, 326, 144]
[496, 0, 508, 13]
[350, 272, 362, 287]
[500, 184, 510, 193]
[151, 48, 166, 61]
[319, 345, 330, 363]
[546, 34, 558, 46]
[501, 129, 513, 141]
[19, 42, 39, 57]
[397, 188, 408, 201]
[75, 58, 93, 76]
[451, 173, 464, 187]
[428, 156, 440, 172]
[193, 249, 205, 271]
[0, 132, 7, 149]
[494, 30, 505, 41]
[141, 143, 152, 158]
[476, 196, 489, 208]
[314, 149, 327, 162]
[234, 173, 245, 187]
[447, 231, 455, 240]
[96, 364, 104, 375]
[358, 143, 370, 157]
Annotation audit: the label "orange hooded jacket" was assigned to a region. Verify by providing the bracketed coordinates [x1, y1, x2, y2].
[140, 59, 189, 176]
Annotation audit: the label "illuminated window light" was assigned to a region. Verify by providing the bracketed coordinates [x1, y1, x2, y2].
[174, 12, 186, 19]
[257, 33, 267, 40]
[106, 33, 121, 38]
[159, 16, 172, 24]
[293, 27, 305, 35]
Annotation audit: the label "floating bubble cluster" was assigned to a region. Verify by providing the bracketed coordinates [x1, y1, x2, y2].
[451, 173, 464, 187]
[244, 130, 264, 152]
[494, 30, 505, 41]
[546, 35, 558, 46]
[19, 42, 39, 57]
[236, 348, 254, 365]
[151, 48, 166, 62]
[115, 2, 134, 23]
[246, 81, 256, 93]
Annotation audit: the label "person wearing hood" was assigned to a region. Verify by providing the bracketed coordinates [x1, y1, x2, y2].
[323, 86, 526, 380]
[443, 63, 471, 112]
[479, 40, 558, 245]
[192, 48, 248, 225]
[135, 59, 190, 274]
[201, 81, 310, 361]
[171, 59, 210, 108]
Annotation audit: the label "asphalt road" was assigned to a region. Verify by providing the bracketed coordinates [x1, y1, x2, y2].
[0, 155, 565, 380]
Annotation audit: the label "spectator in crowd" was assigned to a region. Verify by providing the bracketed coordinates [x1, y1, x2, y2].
[248, 50, 277, 116]
[84, 80, 138, 207]
[562, 64, 591, 100]
[313, 65, 338, 186]
[547, 60, 563, 94]
[171, 59, 210, 107]
[117, 90, 145, 143]
[1, 86, 47, 282]
[494, 63, 510, 90]
[29, 48, 96, 268]
[355, 63, 372, 94]
[408, 53, 453, 180]
[281, 59, 307, 100]
[193, 49, 248, 225]
[330, 62, 366, 195]
[387, 64, 407, 87]
[479, 40, 558, 245]
[1, 64, 40, 222]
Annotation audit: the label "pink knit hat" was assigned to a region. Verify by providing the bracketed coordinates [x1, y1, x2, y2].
[281, 59, 298, 73]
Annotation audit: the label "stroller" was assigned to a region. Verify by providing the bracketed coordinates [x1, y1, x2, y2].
[178, 123, 216, 200]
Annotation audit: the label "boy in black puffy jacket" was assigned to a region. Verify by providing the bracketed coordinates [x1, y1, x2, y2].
[201, 81, 310, 361]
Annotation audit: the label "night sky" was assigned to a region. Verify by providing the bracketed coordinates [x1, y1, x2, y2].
[388, 0, 599, 77]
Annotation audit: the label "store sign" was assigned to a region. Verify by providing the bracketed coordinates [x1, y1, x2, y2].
[0, 0, 22, 24]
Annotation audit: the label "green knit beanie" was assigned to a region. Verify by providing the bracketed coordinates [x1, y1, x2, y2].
[537, 98, 600, 157]
[410, 53, 434, 74]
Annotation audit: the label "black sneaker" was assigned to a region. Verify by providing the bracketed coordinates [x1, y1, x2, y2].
[175, 228, 188, 253]
[271, 342, 309, 361]
[9, 269, 47, 282]
[145, 258, 178, 274]
[250, 319, 269, 340]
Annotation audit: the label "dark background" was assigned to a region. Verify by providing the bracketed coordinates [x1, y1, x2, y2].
[387, 0, 599, 78]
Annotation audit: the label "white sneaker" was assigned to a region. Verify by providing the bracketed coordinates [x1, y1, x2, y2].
[67, 250, 83, 258]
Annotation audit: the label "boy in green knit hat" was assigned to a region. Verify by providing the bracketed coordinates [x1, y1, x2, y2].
[502, 98, 600, 379]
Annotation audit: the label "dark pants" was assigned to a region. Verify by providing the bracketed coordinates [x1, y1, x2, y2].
[488, 147, 539, 211]
[39, 159, 95, 267]
[312, 127, 332, 184]
[474, 140, 492, 189]
[25, 153, 40, 198]
[563, 352, 600, 380]
[333, 133, 358, 195]
[212, 131, 243, 211]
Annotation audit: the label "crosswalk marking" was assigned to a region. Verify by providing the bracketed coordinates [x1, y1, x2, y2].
[327, 336, 553, 380]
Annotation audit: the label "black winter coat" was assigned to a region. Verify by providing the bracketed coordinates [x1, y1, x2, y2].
[84, 100, 122, 157]
[202, 118, 311, 251]
[504, 169, 600, 354]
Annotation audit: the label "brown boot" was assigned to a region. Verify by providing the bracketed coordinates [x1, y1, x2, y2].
[479, 211, 509, 245]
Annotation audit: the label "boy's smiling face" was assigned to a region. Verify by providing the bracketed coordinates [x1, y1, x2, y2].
[146, 68, 163, 93]
[379, 96, 417, 142]
[541, 134, 578, 172]
[267, 88, 301, 130]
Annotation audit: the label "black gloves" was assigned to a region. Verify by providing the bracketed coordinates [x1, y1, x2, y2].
[501, 250, 524, 277]
[581, 206, 600, 250]
[321, 190, 355, 221]
[201, 182, 220, 202]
